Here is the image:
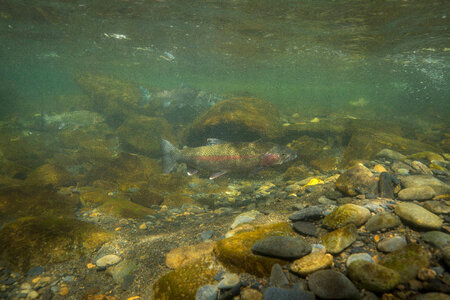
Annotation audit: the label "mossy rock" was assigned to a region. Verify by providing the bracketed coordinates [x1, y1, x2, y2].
[379, 243, 430, 283]
[282, 164, 311, 181]
[0, 185, 80, 220]
[288, 136, 327, 162]
[162, 193, 195, 207]
[79, 187, 112, 206]
[183, 97, 284, 146]
[214, 222, 295, 277]
[25, 163, 74, 187]
[348, 260, 401, 293]
[320, 224, 357, 254]
[323, 204, 370, 229]
[153, 259, 217, 300]
[98, 198, 156, 219]
[0, 216, 113, 273]
[116, 115, 175, 157]
[75, 73, 145, 124]
[335, 163, 377, 196]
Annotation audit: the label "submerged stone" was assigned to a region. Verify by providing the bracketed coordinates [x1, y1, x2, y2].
[251, 236, 311, 260]
[308, 270, 359, 300]
[335, 163, 377, 196]
[98, 198, 156, 219]
[214, 223, 295, 277]
[378, 172, 400, 199]
[365, 212, 401, 232]
[380, 243, 430, 283]
[0, 216, 112, 272]
[400, 175, 450, 196]
[322, 203, 370, 229]
[290, 252, 334, 276]
[321, 224, 357, 254]
[348, 260, 401, 293]
[395, 202, 443, 230]
[398, 186, 435, 201]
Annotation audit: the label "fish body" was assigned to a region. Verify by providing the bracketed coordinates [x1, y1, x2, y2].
[161, 139, 297, 179]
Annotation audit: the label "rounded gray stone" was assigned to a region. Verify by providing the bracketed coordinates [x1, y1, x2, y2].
[252, 236, 311, 259]
[346, 252, 374, 267]
[422, 231, 450, 249]
[395, 202, 443, 230]
[377, 236, 407, 252]
[308, 270, 359, 299]
[398, 186, 435, 201]
[196, 284, 218, 300]
[365, 212, 401, 232]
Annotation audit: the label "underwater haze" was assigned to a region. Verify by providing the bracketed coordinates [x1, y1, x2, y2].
[0, 0, 450, 299]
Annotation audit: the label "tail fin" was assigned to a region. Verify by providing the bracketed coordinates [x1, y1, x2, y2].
[161, 139, 181, 174]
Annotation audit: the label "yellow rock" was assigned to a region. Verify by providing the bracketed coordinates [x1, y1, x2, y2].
[59, 286, 69, 296]
[139, 223, 147, 230]
[87, 263, 96, 269]
[310, 117, 320, 123]
[373, 164, 387, 173]
[303, 178, 324, 187]
[165, 242, 216, 269]
[290, 252, 334, 276]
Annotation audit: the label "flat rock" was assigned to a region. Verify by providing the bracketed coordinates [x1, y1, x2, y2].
[376, 149, 406, 161]
[165, 242, 215, 269]
[422, 231, 450, 249]
[292, 221, 317, 237]
[398, 186, 435, 201]
[346, 253, 374, 267]
[263, 287, 314, 300]
[380, 244, 430, 283]
[377, 236, 407, 252]
[288, 206, 325, 221]
[321, 224, 357, 254]
[423, 201, 450, 214]
[252, 236, 311, 259]
[195, 285, 218, 300]
[365, 212, 401, 232]
[269, 264, 289, 287]
[395, 202, 443, 230]
[240, 288, 263, 300]
[96, 254, 121, 267]
[400, 175, 450, 196]
[415, 293, 450, 300]
[335, 163, 378, 196]
[308, 270, 359, 300]
[231, 210, 261, 229]
[217, 273, 240, 289]
[323, 204, 370, 229]
[290, 252, 333, 276]
[348, 260, 401, 293]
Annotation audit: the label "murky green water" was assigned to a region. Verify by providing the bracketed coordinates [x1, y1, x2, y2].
[1, 0, 449, 120]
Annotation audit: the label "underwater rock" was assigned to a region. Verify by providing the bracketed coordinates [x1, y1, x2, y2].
[423, 201, 450, 214]
[320, 224, 357, 254]
[251, 236, 311, 260]
[395, 202, 443, 230]
[347, 260, 401, 293]
[269, 264, 289, 287]
[335, 163, 377, 196]
[263, 287, 314, 300]
[153, 259, 217, 300]
[288, 136, 327, 163]
[214, 223, 295, 277]
[98, 198, 156, 219]
[282, 164, 311, 181]
[341, 124, 437, 167]
[0, 216, 112, 272]
[290, 252, 334, 276]
[25, 163, 74, 187]
[307, 270, 359, 300]
[165, 242, 215, 269]
[377, 236, 407, 252]
[380, 243, 430, 283]
[364, 212, 401, 232]
[75, 73, 145, 124]
[106, 259, 137, 288]
[400, 175, 450, 196]
[422, 231, 450, 249]
[310, 156, 339, 172]
[116, 115, 175, 157]
[398, 186, 435, 201]
[0, 185, 79, 220]
[183, 97, 284, 146]
[376, 148, 406, 161]
[322, 203, 370, 229]
[378, 172, 400, 199]
[130, 188, 164, 208]
[230, 210, 261, 229]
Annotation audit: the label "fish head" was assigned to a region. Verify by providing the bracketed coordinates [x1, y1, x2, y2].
[262, 145, 297, 166]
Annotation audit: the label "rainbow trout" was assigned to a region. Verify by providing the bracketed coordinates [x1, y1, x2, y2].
[161, 138, 297, 179]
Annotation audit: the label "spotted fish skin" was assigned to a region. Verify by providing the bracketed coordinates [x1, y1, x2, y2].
[161, 139, 297, 179]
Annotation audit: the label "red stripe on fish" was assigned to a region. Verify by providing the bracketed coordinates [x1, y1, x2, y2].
[191, 155, 257, 162]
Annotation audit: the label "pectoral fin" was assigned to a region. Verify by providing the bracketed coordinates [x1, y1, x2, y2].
[209, 170, 229, 180]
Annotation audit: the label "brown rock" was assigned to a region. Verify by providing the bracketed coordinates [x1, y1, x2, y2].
[336, 163, 377, 196]
[165, 242, 215, 269]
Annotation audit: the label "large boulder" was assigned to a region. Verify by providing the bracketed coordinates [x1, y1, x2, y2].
[183, 97, 284, 146]
[335, 163, 377, 196]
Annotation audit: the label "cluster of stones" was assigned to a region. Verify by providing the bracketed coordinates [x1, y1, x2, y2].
[155, 148, 450, 300]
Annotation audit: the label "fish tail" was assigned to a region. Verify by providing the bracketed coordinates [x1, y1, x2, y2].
[161, 139, 181, 174]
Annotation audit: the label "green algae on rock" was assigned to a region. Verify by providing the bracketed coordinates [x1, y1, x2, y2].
[25, 163, 74, 187]
[153, 259, 217, 300]
[116, 115, 175, 157]
[0, 185, 80, 220]
[320, 224, 357, 254]
[394, 202, 443, 230]
[379, 243, 430, 283]
[183, 97, 284, 146]
[347, 260, 401, 293]
[0, 216, 113, 273]
[98, 198, 156, 219]
[322, 203, 370, 229]
[365, 212, 401, 233]
[335, 163, 377, 196]
[214, 223, 295, 277]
